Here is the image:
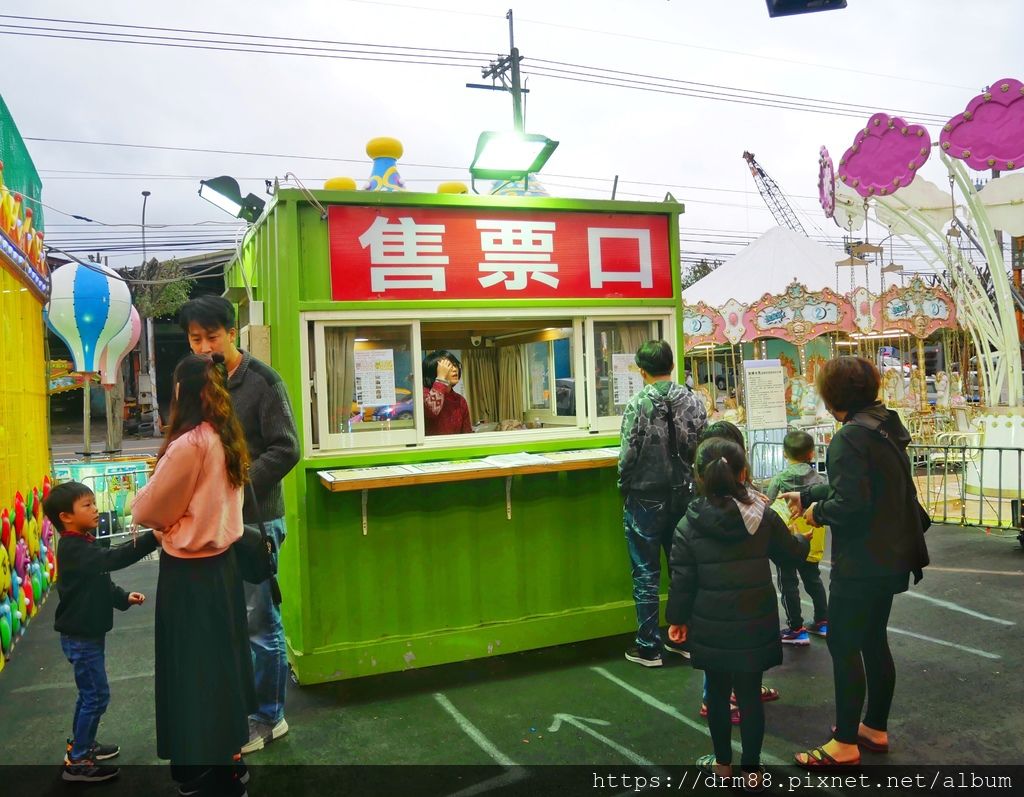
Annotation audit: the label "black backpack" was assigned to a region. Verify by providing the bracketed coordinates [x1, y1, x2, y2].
[664, 404, 692, 518]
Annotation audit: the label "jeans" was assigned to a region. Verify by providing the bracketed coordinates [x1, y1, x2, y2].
[61, 635, 110, 760]
[623, 493, 681, 652]
[776, 560, 828, 630]
[244, 517, 288, 725]
[828, 590, 896, 745]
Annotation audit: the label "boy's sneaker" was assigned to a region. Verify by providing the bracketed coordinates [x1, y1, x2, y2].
[808, 620, 828, 637]
[662, 640, 691, 660]
[64, 739, 119, 763]
[240, 717, 289, 754]
[63, 757, 120, 783]
[781, 626, 811, 646]
[624, 646, 663, 667]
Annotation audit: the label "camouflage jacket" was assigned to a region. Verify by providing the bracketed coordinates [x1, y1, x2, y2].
[617, 380, 707, 496]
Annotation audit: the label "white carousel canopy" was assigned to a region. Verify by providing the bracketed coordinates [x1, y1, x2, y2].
[682, 225, 875, 307]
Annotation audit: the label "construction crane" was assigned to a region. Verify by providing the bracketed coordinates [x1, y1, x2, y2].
[742, 150, 808, 236]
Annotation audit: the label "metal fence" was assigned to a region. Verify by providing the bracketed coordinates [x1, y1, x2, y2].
[74, 468, 152, 549]
[750, 439, 1024, 538]
[749, 439, 830, 485]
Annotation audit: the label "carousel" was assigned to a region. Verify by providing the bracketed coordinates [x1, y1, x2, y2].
[681, 226, 959, 440]
[686, 75, 1024, 536]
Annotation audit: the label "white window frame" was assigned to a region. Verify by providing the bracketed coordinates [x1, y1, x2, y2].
[300, 307, 675, 457]
[521, 330, 576, 427]
[311, 318, 423, 451]
[585, 313, 675, 433]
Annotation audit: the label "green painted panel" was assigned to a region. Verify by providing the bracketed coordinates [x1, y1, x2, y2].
[297, 467, 627, 647]
[229, 188, 686, 683]
[284, 465, 669, 683]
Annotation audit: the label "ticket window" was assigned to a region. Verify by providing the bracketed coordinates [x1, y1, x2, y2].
[306, 313, 672, 451]
[419, 319, 580, 434]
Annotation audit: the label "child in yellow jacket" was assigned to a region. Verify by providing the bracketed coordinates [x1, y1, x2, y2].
[766, 431, 828, 644]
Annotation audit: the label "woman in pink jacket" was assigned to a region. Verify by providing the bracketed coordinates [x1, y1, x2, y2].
[132, 353, 255, 797]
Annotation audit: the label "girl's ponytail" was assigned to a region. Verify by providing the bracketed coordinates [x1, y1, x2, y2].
[695, 438, 749, 504]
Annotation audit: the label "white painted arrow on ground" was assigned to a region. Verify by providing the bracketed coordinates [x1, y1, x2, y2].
[547, 713, 655, 766]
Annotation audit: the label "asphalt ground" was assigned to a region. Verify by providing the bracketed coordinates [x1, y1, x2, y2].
[1, 524, 1021, 794]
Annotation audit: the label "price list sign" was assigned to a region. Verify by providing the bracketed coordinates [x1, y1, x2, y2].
[354, 348, 397, 407]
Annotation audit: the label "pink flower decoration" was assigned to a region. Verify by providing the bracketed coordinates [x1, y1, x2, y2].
[818, 146, 835, 218]
[837, 112, 932, 198]
[940, 78, 1024, 172]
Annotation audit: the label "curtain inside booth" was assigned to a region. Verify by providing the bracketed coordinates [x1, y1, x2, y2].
[325, 328, 355, 435]
[498, 345, 525, 422]
[464, 347, 499, 424]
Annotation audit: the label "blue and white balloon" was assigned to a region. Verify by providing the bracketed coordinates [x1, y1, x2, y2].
[45, 261, 132, 373]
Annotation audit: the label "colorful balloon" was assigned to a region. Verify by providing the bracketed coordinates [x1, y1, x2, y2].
[45, 260, 133, 373]
[26, 517, 39, 559]
[14, 492, 24, 535]
[14, 538, 27, 578]
[0, 545, 10, 598]
[0, 601, 11, 653]
[22, 580, 33, 618]
[15, 591, 26, 634]
[30, 570, 40, 612]
[99, 305, 141, 388]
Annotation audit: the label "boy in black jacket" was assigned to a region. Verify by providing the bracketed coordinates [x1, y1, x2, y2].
[44, 481, 157, 783]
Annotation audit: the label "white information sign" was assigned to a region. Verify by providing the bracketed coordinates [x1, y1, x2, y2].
[743, 359, 788, 431]
[354, 348, 397, 407]
[612, 353, 644, 406]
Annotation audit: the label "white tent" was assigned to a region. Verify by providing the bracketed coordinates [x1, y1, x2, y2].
[682, 225, 876, 307]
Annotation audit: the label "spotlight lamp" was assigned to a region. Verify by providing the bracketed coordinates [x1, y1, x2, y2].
[198, 175, 267, 223]
[468, 131, 559, 183]
[765, 0, 847, 17]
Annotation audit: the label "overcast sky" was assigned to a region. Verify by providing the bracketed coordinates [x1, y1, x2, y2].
[2, 0, 1020, 273]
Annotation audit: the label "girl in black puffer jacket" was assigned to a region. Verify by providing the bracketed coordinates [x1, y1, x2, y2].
[668, 438, 809, 790]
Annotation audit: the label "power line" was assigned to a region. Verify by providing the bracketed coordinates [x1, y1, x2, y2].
[527, 58, 950, 123]
[522, 65, 949, 122]
[0, 28, 481, 69]
[0, 17, 955, 123]
[0, 13, 496, 55]
[339, 0, 976, 92]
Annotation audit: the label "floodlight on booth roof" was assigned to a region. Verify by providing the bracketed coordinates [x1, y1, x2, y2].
[198, 175, 266, 223]
[468, 131, 559, 181]
[765, 0, 847, 18]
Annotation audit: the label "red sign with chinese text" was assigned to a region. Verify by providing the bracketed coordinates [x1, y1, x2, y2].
[328, 206, 673, 301]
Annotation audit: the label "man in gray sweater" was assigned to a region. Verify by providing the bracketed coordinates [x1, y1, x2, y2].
[178, 296, 300, 755]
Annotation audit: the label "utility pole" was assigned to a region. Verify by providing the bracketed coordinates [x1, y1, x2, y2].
[140, 189, 159, 436]
[467, 9, 528, 132]
[102, 252, 125, 454]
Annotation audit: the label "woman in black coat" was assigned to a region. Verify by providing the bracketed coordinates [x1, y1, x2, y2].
[668, 438, 809, 790]
[782, 356, 929, 768]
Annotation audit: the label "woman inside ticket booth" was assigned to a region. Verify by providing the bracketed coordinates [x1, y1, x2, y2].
[422, 350, 473, 435]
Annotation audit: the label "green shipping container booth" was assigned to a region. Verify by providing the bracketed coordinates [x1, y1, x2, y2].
[226, 187, 685, 684]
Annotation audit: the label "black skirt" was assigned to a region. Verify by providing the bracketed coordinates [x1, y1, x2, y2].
[155, 546, 256, 765]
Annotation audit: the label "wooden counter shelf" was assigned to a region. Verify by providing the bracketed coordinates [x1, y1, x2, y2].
[318, 454, 617, 493]
[317, 451, 619, 534]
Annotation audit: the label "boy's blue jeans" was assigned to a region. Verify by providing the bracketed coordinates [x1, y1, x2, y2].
[61, 634, 110, 760]
[244, 517, 288, 725]
[623, 494, 680, 652]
